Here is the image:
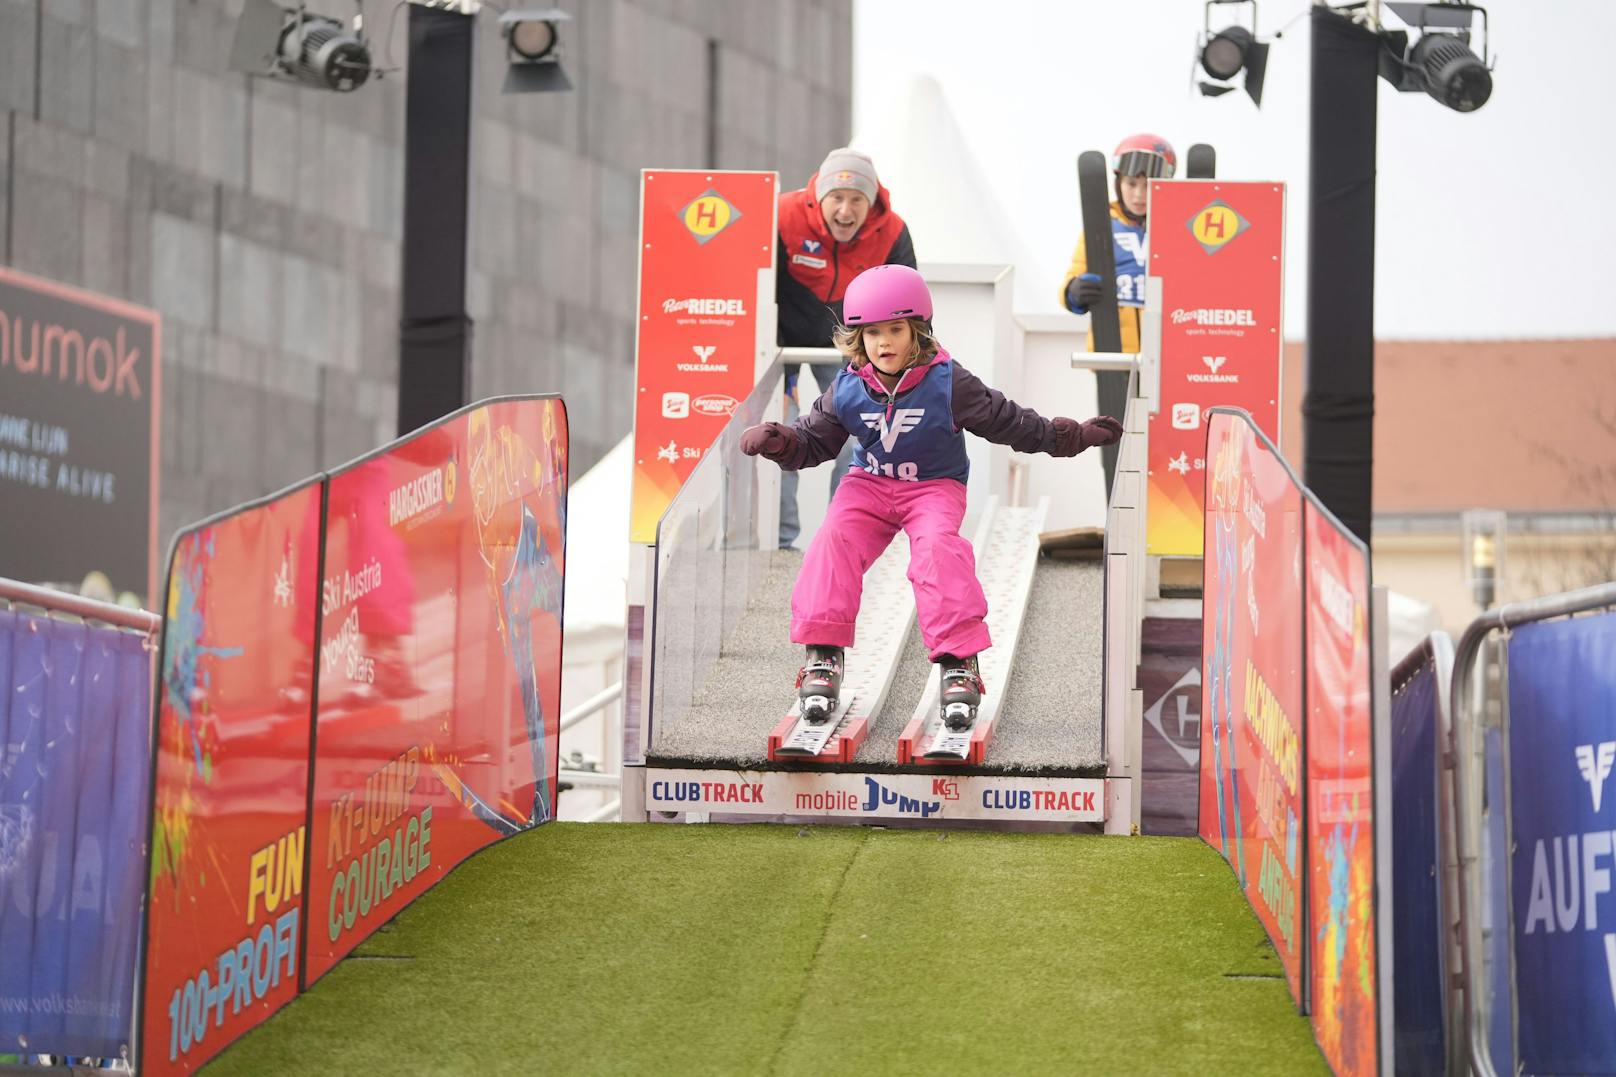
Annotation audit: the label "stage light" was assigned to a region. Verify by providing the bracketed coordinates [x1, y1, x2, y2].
[1202, 25, 1254, 80]
[1379, 2, 1494, 113]
[1196, 1, 1269, 107]
[501, 9, 574, 93]
[1409, 27, 1491, 111]
[228, 0, 373, 93]
[508, 17, 557, 61]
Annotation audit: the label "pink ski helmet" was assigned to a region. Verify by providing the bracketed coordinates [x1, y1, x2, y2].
[842, 264, 933, 325]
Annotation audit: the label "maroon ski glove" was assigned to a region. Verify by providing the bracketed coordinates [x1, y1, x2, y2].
[740, 422, 794, 462]
[1052, 415, 1124, 457]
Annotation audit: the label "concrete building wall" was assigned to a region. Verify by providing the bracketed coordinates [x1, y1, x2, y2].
[0, 0, 851, 551]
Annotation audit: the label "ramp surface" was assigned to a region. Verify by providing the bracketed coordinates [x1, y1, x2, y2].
[989, 558, 1106, 773]
[206, 824, 1328, 1076]
[851, 624, 932, 765]
[649, 548, 1107, 775]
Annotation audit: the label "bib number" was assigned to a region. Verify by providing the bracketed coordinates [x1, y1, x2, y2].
[865, 459, 920, 482]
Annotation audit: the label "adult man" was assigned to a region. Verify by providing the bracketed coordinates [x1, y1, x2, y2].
[775, 148, 916, 548]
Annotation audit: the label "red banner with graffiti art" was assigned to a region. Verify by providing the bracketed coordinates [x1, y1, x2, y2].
[1147, 181, 1284, 557]
[1305, 501, 1378, 1074]
[140, 397, 568, 1068]
[141, 481, 322, 1075]
[630, 170, 776, 543]
[1198, 409, 1306, 1003]
[304, 397, 568, 983]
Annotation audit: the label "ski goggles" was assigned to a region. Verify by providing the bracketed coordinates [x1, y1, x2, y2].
[1112, 151, 1175, 179]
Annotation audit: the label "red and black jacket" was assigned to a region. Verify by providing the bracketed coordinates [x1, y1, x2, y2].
[776, 172, 916, 348]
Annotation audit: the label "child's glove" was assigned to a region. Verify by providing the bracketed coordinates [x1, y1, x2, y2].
[1064, 272, 1104, 314]
[741, 423, 794, 462]
[1052, 415, 1124, 456]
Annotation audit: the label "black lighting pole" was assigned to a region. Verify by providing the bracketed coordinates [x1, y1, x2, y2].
[1304, 6, 1380, 546]
[397, 2, 476, 437]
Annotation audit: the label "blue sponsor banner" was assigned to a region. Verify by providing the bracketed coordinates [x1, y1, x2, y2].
[0, 611, 151, 1058]
[1390, 660, 1445, 1076]
[1508, 611, 1616, 1075]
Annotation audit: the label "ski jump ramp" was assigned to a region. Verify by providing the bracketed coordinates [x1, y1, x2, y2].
[629, 324, 1147, 833]
[646, 501, 1103, 749]
[642, 506, 1110, 830]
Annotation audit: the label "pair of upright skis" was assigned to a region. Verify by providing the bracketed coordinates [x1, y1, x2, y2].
[1078, 142, 1216, 494]
[1075, 141, 1218, 351]
[766, 498, 1049, 767]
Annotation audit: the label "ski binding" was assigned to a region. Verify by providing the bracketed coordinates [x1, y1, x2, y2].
[768, 693, 868, 763]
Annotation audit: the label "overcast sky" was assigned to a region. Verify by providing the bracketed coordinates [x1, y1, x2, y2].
[852, 0, 1616, 340]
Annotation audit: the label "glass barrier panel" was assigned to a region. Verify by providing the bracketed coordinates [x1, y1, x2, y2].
[650, 364, 782, 753]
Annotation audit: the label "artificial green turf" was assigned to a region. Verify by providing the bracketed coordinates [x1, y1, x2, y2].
[206, 824, 1326, 1076]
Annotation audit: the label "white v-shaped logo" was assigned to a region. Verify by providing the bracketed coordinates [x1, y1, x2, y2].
[1576, 742, 1616, 812]
[860, 408, 925, 452]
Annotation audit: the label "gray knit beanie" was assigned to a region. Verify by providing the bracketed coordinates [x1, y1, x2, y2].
[814, 148, 879, 203]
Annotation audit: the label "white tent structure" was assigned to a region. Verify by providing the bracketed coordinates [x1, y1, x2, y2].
[851, 75, 1054, 310]
[557, 434, 631, 819]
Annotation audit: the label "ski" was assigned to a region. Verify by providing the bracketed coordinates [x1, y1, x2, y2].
[902, 671, 987, 762]
[1076, 149, 1122, 353]
[1078, 148, 1126, 495]
[768, 692, 867, 762]
[765, 545, 912, 766]
[922, 716, 974, 760]
[1186, 142, 1217, 179]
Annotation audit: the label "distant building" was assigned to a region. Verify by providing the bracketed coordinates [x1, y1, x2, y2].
[0, 1, 852, 556]
[1280, 339, 1616, 638]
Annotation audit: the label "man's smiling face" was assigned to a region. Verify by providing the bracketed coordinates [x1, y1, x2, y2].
[820, 189, 871, 243]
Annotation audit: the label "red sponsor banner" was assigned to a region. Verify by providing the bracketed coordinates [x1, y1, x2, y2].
[141, 482, 322, 1074]
[630, 170, 776, 543]
[1198, 410, 1306, 1002]
[1147, 181, 1284, 556]
[1305, 501, 1378, 1074]
[304, 398, 567, 982]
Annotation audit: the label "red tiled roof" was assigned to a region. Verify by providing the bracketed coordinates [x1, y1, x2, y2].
[1278, 339, 1616, 513]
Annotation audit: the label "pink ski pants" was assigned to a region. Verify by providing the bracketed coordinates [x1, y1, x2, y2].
[790, 472, 991, 661]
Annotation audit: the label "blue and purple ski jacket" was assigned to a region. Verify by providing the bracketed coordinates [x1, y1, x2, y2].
[777, 349, 1067, 483]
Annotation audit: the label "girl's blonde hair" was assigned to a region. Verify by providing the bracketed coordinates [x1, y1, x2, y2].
[831, 317, 940, 370]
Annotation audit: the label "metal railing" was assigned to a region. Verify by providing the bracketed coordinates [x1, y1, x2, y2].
[559, 768, 623, 789]
[0, 576, 162, 637]
[1069, 351, 1138, 372]
[779, 345, 844, 368]
[583, 799, 622, 823]
[557, 683, 624, 820]
[1448, 581, 1616, 1077]
[559, 682, 623, 734]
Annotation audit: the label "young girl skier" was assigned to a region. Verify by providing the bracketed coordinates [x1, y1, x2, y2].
[740, 265, 1123, 731]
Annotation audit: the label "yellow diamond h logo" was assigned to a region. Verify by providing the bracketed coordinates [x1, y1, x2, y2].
[680, 190, 742, 245]
[1187, 199, 1251, 255]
